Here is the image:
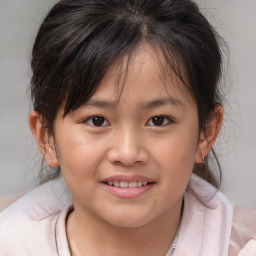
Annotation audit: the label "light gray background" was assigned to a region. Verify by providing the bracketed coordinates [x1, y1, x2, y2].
[0, 0, 255, 208]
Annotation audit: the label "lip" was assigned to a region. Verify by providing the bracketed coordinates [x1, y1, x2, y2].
[101, 175, 155, 198]
[102, 175, 154, 183]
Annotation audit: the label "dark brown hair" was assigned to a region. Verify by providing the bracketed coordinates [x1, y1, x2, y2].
[31, 0, 226, 186]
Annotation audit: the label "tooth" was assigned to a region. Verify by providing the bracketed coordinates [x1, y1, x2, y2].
[129, 181, 137, 188]
[120, 181, 128, 188]
[109, 180, 149, 188]
[114, 181, 120, 187]
[137, 181, 142, 187]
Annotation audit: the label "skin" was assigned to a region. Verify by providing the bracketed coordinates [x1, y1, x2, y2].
[29, 44, 223, 256]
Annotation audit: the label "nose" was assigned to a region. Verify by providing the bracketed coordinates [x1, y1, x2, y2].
[107, 127, 149, 167]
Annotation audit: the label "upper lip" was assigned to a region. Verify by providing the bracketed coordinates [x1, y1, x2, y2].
[102, 175, 155, 183]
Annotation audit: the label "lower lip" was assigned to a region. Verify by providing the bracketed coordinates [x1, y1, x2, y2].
[102, 183, 155, 198]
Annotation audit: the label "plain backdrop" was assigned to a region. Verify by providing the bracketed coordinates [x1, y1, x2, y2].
[0, 0, 256, 208]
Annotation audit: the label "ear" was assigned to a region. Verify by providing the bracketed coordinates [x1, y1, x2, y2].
[29, 111, 59, 168]
[194, 105, 223, 163]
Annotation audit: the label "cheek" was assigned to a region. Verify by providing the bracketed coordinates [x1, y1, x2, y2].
[55, 129, 106, 180]
[150, 130, 198, 168]
[56, 138, 106, 204]
[148, 126, 199, 192]
[158, 139, 196, 186]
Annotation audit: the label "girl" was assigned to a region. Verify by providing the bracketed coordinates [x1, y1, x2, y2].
[0, 0, 255, 255]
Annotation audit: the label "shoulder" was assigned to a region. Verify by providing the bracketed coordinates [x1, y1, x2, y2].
[228, 206, 256, 256]
[0, 175, 72, 255]
[183, 175, 256, 256]
[174, 174, 234, 256]
[187, 175, 256, 256]
[186, 174, 233, 219]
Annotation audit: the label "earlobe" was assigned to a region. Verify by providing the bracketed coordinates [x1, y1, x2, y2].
[28, 111, 59, 168]
[195, 105, 223, 163]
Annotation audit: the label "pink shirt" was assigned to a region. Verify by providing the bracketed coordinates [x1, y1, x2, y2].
[0, 174, 255, 255]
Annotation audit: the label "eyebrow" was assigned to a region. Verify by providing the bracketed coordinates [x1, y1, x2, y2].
[84, 96, 184, 109]
[140, 97, 184, 109]
[85, 99, 116, 108]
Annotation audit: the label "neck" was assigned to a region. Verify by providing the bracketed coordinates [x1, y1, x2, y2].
[67, 199, 183, 256]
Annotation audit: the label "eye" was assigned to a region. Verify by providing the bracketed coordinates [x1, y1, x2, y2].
[85, 116, 109, 127]
[146, 116, 173, 126]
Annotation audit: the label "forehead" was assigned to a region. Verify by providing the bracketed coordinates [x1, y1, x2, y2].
[90, 44, 194, 106]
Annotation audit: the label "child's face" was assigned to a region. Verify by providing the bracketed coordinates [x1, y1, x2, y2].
[52, 45, 201, 228]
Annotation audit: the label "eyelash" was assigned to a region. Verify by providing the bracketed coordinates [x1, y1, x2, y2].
[146, 116, 174, 127]
[84, 115, 174, 127]
[84, 116, 110, 127]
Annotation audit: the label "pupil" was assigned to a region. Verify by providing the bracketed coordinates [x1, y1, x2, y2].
[152, 117, 164, 126]
[92, 117, 104, 126]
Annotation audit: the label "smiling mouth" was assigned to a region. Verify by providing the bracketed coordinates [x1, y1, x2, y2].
[102, 175, 155, 197]
[104, 181, 154, 188]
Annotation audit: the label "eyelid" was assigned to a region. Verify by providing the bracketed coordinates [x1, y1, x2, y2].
[83, 115, 110, 127]
[146, 116, 174, 127]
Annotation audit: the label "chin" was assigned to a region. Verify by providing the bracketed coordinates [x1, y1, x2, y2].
[99, 209, 159, 229]
[108, 218, 150, 229]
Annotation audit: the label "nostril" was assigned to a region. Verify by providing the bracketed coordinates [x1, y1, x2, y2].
[107, 150, 149, 167]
